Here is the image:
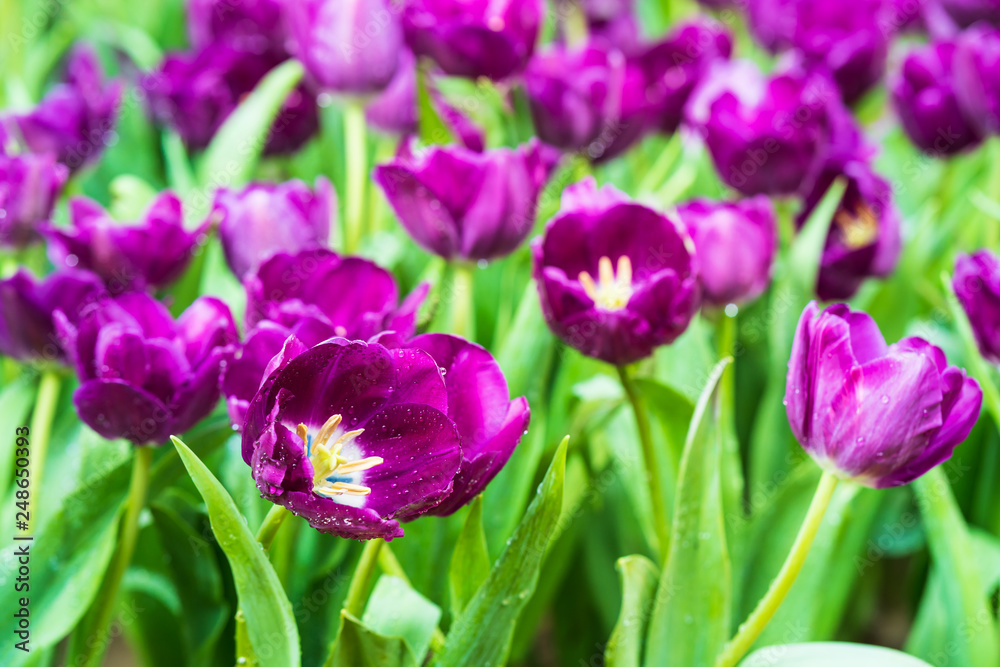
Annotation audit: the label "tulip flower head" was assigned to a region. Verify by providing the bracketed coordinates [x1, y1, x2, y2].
[785, 302, 982, 488]
[0, 149, 67, 247]
[954, 250, 1000, 364]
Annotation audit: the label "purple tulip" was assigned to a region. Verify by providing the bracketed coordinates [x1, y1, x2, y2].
[0, 151, 68, 247]
[892, 40, 983, 155]
[786, 302, 982, 488]
[937, 0, 1000, 28]
[954, 250, 1000, 364]
[187, 0, 286, 54]
[226, 249, 428, 427]
[747, 0, 889, 104]
[0, 269, 106, 363]
[582, 0, 640, 51]
[685, 60, 837, 196]
[954, 25, 1000, 137]
[42, 192, 207, 293]
[241, 337, 464, 540]
[213, 176, 334, 280]
[286, 0, 403, 95]
[678, 197, 777, 307]
[402, 0, 542, 80]
[57, 293, 237, 445]
[382, 333, 529, 516]
[2, 45, 122, 172]
[533, 178, 699, 365]
[524, 43, 625, 152]
[374, 139, 558, 261]
[148, 44, 319, 155]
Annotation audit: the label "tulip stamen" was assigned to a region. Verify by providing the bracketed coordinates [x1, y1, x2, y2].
[835, 203, 878, 249]
[579, 255, 634, 311]
[299, 414, 383, 499]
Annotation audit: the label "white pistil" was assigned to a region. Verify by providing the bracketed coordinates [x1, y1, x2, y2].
[579, 255, 634, 311]
[299, 414, 383, 499]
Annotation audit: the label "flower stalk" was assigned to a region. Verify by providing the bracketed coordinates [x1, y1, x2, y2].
[343, 101, 368, 254]
[26, 369, 60, 533]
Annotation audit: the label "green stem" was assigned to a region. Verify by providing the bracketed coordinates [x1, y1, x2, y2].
[74, 447, 153, 667]
[344, 539, 383, 617]
[343, 102, 368, 254]
[637, 133, 682, 195]
[255, 504, 290, 552]
[378, 543, 448, 654]
[617, 366, 671, 559]
[26, 370, 60, 533]
[714, 471, 838, 667]
[435, 262, 476, 340]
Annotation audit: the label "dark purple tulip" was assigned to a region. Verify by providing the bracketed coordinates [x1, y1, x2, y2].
[678, 196, 777, 307]
[187, 0, 286, 54]
[685, 60, 837, 196]
[374, 139, 558, 261]
[786, 301, 982, 488]
[582, 0, 640, 51]
[747, 0, 889, 104]
[533, 178, 699, 365]
[954, 250, 1000, 364]
[148, 44, 319, 155]
[0, 269, 105, 363]
[242, 337, 463, 540]
[0, 151, 68, 247]
[938, 0, 1000, 28]
[286, 0, 403, 95]
[213, 176, 334, 280]
[226, 249, 428, 427]
[524, 43, 625, 152]
[954, 25, 1000, 137]
[391, 333, 529, 516]
[892, 40, 983, 155]
[3, 45, 122, 172]
[42, 192, 207, 293]
[402, 0, 542, 80]
[58, 293, 237, 445]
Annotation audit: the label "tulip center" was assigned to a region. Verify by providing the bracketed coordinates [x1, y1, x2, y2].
[298, 414, 383, 500]
[579, 255, 634, 311]
[834, 203, 879, 249]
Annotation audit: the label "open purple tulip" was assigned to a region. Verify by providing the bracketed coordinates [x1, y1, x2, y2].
[241, 337, 464, 540]
[374, 139, 557, 261]
[954, 250, 1000, 364]
[402, 0, 542, 80]
[747, 0, 890, 104]
[0, 150, 68, 247]
[286, 0, 403, 95]
[685, 60, 836, 196]
[678, 197, 777, 308]
[2, 45, 122, 172]
[786, 302, 982, 488]
[533, 178, 699, 365]
[0, 269, 106, 363]
[892, 40, 983, 155]
[42, 192, 207, 293]
[148, 44, 319, 155]
[58, 293, 237, 445]
[213, 176, 334, 280]
[225, 249, 428, 428]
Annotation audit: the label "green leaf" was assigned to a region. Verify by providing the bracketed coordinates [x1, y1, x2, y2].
[0, 456, 130, 666]
[171, 436, 300, 667]
[605, 555, 660, 667]
[743, 642, 933, 666]
[632, 377, 696, 475]
[645, 358, 732, 667]
[196, 59, 305, 193]
[912, 466, 1000, 666]
[0, 374, 38, 497]
[449, 496, 491, 616]
[325, 612, 417, 667]
[433, 437, 568, 667]
[363, 576, 442, 661]
[416, 59, 454, 146]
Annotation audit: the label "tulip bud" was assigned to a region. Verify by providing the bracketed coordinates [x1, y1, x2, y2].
[954, 250, 1000, 364]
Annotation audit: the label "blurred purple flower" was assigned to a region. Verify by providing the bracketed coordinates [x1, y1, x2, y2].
[58, 293, 237, 445]
[0, 151, 68, 247]
[678, 196, 777, 307]
[213, 176, 334, 280]
[954, 250, 1000, 364]
[953, 25, 1000, 137]
[937, 0, 1000, 28]
[374, 139, 558, 261]
[187, 0, 287, 54]
[786, 301, 981, 488]
[402, 0, 542, 80]
[42, 192, 207, 293]
[533, 178, 699, 365]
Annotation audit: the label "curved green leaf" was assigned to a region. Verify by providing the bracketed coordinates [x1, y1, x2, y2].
[605, 555, 660, 667]
[171, 436, 300, 667]
[449, 496, 490, 616]
[325, 611, 417, 667]
[363, 576, 441, 661]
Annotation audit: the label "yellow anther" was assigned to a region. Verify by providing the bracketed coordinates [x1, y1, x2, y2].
[578, 255, 634, 311]
[296, 415, 383, 500]
[835, 204, 879, 250]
